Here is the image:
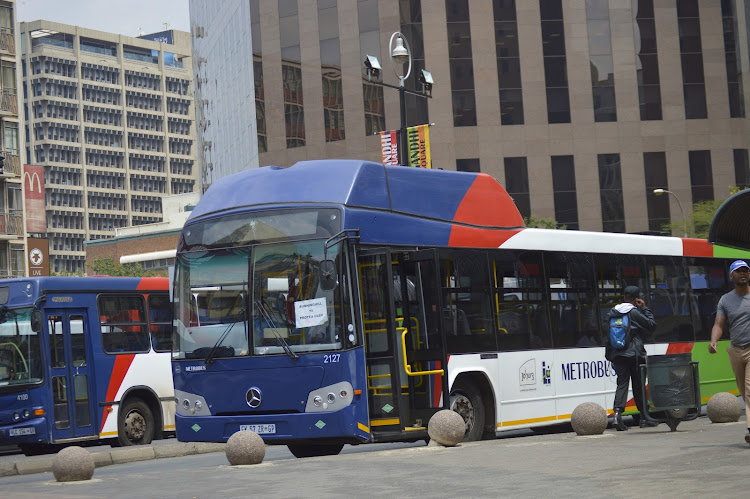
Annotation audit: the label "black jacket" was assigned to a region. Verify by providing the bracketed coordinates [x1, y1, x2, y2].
[605, 304, 657, 360]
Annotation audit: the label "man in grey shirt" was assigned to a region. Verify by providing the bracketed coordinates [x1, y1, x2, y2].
[710, 259, 750, 445]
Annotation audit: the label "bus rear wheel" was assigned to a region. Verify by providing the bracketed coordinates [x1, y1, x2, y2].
[450, 382, 485, 442]
[117, 397, 155, 446]
[287, 443, 344, 458]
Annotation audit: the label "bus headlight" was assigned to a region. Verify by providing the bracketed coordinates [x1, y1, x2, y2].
[12, 412, 20, 421]
[174, 389, 212, 417]
[182, 399, 191, 410]
[305, 381, 354, 412]
[22, 410, 30, 418]
[194, 400, 203, 411]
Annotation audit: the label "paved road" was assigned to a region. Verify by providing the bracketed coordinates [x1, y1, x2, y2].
[1, 415, 749, 497]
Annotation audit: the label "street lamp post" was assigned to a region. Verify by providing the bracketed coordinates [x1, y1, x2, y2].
[653, 188, 688, 237]
[364, 32, 433, 166]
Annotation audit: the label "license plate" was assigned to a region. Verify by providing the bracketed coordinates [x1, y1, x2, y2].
[240, 424, 276, 434]
[9, 427, 35, 437]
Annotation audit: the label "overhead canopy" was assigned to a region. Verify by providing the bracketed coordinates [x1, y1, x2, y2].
[708, 189, 750, 251]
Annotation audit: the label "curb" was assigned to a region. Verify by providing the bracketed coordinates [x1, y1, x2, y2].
[0, 441, 226, 478]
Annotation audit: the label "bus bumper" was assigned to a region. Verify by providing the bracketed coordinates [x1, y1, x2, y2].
[0, 417, 48, 445]
[175, 404, 370, 444]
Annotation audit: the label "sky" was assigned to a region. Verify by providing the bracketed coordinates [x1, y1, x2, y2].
[16, 0, 191, 37]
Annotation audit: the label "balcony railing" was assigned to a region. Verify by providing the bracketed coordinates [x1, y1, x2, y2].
[1, 151, 20, 176]
[1, 90, 17, 114]
[0, 212, 23, 237]
[0, 30, 14, 54]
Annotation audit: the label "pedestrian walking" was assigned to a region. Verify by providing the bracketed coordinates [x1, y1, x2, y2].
[709, 259, 750, 444]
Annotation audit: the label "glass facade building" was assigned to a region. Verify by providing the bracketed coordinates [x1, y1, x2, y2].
[190, 0, 750, 235]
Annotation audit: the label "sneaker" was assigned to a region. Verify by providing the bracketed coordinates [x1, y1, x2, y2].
[744, 434, 750, 444]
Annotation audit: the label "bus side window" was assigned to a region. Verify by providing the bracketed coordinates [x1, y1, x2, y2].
[148, 294, 173, 352]
[98, 294, 150, 354]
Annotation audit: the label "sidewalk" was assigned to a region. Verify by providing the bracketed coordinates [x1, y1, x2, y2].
[0, 440, 225, 477]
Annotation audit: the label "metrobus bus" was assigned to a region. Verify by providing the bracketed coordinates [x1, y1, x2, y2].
[0, 276, 174, 454]
[171, 159, 740, 457]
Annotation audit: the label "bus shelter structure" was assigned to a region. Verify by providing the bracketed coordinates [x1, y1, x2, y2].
[708, 189, 750, 251]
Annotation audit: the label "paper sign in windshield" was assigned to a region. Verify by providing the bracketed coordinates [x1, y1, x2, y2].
[295, 298, 328, 328]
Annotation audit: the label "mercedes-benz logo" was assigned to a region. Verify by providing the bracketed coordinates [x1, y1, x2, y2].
[246, 387, 262, 408]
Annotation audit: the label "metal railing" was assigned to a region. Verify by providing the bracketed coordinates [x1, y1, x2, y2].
[0, 212, 23, 237]
[1, 90, 17, 114]
[0, 31, 14, 54]
[1, 151, 20, 176]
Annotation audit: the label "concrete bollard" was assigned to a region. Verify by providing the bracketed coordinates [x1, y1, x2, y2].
[428, 409, 466, 447]
[52, 446, 95, 482]
[571, 402, 608, 436]
[707, 392, 743, 423]
[225, 430, 265, 465]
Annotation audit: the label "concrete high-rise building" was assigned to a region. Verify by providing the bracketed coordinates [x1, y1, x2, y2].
[19, 21, 197, 273]
[190, 0, 750, 235]
[0, 0, 25, 278]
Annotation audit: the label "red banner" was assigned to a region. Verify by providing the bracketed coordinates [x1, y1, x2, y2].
[24, 164, 46, 234]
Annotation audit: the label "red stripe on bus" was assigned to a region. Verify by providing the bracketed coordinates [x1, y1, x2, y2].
[449, 226, 523, 248]
[432, 360, 443, 407]
[100, 354, 136, 431]
[137, 277, 169, 291]
[451, 175, 525, 228]
[682, 239, 713, 257]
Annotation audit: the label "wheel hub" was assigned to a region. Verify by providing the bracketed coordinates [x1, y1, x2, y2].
[124, 410, 146, 441]
[450, 394, 474, 436]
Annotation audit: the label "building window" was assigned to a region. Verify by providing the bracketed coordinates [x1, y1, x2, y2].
[540, 0, 570, 124]
[250, 0, 266, 153]
[644, 152, 670, 234]
[504, 157, 530, 219]
[677, 0, 707, 119]
[493, 0, 523, 125]
[400, 0, 428, 127]
[634, 0, 662, 120]
[359, 0, 385, 136]
[689, 150, 713, 202]
[721, 0, 744, 118]
[456, 158, 480, 172]
[598, 154, 624, 233]
[446, 0, 477, 127]
[586, 0, 616, 122]
[734, 149, 750, 189]
[318, 0, 345, 142]
[551, 155, 578, 230]
[280, 0, 305, 148]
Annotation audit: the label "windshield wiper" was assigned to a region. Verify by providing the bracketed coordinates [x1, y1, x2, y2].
[205, 306, 246, 365]
[254, 300, 298, 360]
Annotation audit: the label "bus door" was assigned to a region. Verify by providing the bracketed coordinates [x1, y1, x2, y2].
[45, 309, 96, 441]
[358, 248, 448, 438]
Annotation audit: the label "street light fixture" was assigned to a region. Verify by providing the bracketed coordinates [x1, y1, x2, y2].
[653, 188, 688, 237]
[363, 31, 433, 166]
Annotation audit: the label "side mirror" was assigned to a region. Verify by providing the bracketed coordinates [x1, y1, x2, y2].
[319, 260, 337, 291]
[31, 309, 43, 333]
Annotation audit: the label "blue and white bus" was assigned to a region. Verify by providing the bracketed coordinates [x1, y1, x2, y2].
[172, 160, 738, 457]
[0, 276, 174, 454]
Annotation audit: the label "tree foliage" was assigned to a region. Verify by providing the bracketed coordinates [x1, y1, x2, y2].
[663, 186, 746, 239]
[89, 258, 165, 277]
[524, 215, 567, 230]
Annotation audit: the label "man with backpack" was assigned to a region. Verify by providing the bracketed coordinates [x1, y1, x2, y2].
[606, 285, 658, 431]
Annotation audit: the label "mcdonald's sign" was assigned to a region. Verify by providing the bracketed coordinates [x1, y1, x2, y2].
[24, 165, 46, 234]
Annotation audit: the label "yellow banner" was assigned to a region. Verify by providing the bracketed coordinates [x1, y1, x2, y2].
[406, 125, 431, 168]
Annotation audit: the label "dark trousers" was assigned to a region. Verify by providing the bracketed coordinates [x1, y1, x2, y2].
[612, 355, 645, 414]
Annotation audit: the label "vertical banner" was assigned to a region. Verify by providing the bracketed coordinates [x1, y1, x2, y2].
[406, 124, 431, 168]
[23, 164, 46, 233]
[380, 130, 399, 165]
[27, 237, 50, 276]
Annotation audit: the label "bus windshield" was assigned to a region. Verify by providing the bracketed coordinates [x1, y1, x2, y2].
[173, 241, 346, 360]
[0, 307, 44, 389]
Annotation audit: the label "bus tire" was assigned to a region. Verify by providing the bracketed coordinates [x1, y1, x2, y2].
[287, 443, 344, 458]
[450, 382, 485, 442]
[117, 397, 155, 447]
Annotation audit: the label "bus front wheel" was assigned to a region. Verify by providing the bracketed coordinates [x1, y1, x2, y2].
[450, 382, 485, 442]
[287, 443, 344, 458]
[117, 397, 155, 446]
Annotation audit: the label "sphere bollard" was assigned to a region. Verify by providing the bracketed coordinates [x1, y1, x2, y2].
[571, 402, 608, 436]
[52, 446, 95, 482]
[428, 409, 466, 447]
[225, 430, 266, 465]
[707, 392, 743, 423]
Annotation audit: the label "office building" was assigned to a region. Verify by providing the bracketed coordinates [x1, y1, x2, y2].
[191, 0, 750, 234]
[20, 20, 197, 273]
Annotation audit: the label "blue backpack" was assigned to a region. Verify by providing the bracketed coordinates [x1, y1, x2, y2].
[609, 312, 631, 350]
